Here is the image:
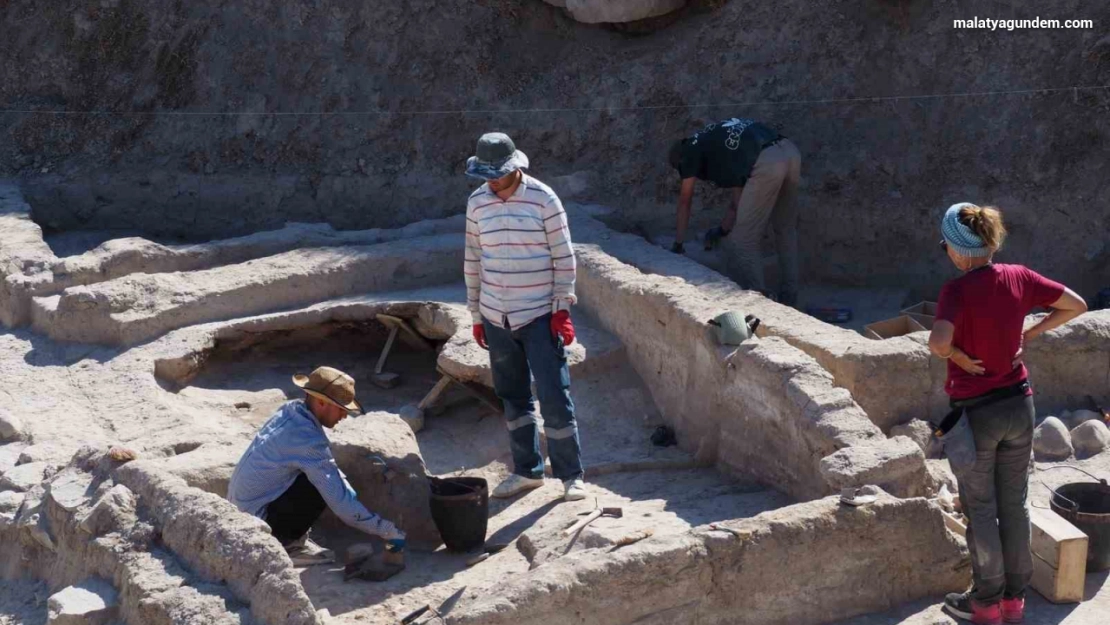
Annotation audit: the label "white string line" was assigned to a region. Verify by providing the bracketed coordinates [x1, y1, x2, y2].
[2, 84, 1108, 117]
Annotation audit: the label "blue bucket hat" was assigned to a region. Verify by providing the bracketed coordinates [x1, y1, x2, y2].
[466, 133, 530, 180]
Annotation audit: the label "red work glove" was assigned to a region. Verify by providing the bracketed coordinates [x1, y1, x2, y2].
[472, 324, 488, 350]
[550, 310, 575, 346]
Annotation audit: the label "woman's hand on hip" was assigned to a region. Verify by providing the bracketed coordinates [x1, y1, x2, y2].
[950, 348, 985, 375]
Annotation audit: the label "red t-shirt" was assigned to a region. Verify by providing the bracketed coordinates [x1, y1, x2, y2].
[936, 264, 1065, 400]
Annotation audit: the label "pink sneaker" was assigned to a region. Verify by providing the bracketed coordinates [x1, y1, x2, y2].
[1001, 596, 1024, 623]
[944, 592, 1002, 625]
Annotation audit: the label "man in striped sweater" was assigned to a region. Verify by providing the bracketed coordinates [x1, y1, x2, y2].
[464, 132, 587, 502]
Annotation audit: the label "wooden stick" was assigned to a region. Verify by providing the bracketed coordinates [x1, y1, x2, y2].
[418, 375, 454, 411]
[563, 509, 603, 536]
[375, 325, 399, 374]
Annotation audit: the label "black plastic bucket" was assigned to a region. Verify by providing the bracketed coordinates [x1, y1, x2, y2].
[429, 476, 489, 552]
[1050, 480, 1110, 572]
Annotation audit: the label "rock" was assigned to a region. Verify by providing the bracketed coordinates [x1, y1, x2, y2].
[1071, 420, 1110, 459]
[925, 459, 957, 495]
[77, 484, 137, 536]
[562, 0, 686, 23]
[818, 436, 928, 497]
[1065, 409, 1103, 431]
[1034, 417, 1073, 461]
[398, 405, 425, 433]
[0, 442, 27, 474]
[0, 408, 24, 442]
[15, 487, 55, 551]
[46, 578, 119, 625]
[328, 414, 440, 547]
[18, 444, 66, 466]
[47, 469, 96, 512]
[0, 461, 48, 492]
[0, 490, 25, 529]
[890, 419, 938, 457]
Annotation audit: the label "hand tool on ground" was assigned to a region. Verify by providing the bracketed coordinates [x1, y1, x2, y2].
[344, 539, 406, 582]
[708, 523, 750, 539]
[400, 604, 445, 625]
[611, 528, 654, 549]
[371, 314, 432, 389]
[563, 506, 623, 536]
[463, 542, 510, 567]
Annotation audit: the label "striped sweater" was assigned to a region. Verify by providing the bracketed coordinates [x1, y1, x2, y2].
[465, 174, 577, 331]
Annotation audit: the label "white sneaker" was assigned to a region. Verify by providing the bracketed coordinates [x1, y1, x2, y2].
[492, 474, 545, 498]
[563, 478, 587, 502]
[285, 536, 335, 567]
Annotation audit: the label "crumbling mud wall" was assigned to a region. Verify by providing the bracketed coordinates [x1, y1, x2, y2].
[0, 448, 321, 625]
[571, 238, 931, 500]
[448, 494, 968, 625]
[3, 1, 1109, 297]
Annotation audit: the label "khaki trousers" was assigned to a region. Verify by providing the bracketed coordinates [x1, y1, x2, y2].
[720, 138, 802, 304]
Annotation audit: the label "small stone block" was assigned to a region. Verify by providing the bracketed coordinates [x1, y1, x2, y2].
[47, 578, 119, 625]
[371, 372, 400, 389]
[399, 405, 425, 433]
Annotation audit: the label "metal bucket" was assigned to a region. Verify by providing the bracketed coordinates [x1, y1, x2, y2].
[1049, 476, 1110, 572]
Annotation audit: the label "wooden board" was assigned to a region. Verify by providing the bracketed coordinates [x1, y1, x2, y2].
[901, 301, 938, 317]
[863, 315, 928, 340]
[1029, 506, 1088, 604]
[376, 314, 434, 351]
[942, 511, 967, 537]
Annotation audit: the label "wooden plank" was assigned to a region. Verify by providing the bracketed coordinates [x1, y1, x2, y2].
[1029, 507, 1088, 605]
[943, 511, 967, 537]
[1032, 553, 1085, 604]
[1031, 506, 1088, 569]
[375, 325, 399, 374]
[376, 314, 434, 351]
[435, 367, 502, 415]
[417, 375, 454, 411]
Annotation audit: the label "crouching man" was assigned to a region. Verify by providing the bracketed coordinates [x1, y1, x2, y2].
[228, 366, 405, 566]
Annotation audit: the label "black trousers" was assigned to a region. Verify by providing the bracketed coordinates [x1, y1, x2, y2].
[266, 473, 327, 546]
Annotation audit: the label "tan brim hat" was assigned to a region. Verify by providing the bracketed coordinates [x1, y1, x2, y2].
[293, 367, 363, 415]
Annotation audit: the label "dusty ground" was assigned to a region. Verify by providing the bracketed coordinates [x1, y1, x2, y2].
[175, 314, 783, 624]
[838, 452, 1110, 625]
[0, 580, 48, 625]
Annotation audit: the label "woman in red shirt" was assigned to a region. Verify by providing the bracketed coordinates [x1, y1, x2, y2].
[928, 203, 1087, 625]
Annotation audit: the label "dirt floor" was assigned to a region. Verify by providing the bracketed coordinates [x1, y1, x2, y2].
[838, 452, 1110, 625]
[0, 580, 48, 625]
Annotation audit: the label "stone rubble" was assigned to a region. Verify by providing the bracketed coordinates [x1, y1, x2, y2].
[46, 578, 119, 625]
[1033, 416, 1074, 461]
[1071, 419, 1110, 459]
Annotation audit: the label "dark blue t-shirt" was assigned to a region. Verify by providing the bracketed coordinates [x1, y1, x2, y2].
[672, 118, 782, 188]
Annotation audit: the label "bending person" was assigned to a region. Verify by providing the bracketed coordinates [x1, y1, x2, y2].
[928, 203, 1086, 624]
[228, 366, 405, 566]
[668, 117, 802, 305]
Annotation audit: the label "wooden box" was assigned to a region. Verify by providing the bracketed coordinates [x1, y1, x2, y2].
[1030, 506, 1088, 604]
[900, 301, 938, 329]
[863, 315, 927, 340]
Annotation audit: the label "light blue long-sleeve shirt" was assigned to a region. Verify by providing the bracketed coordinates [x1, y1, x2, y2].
[227, 400, 402, 540]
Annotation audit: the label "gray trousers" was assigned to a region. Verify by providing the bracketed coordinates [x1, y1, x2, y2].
[953, 394, 1036, 604]
[720, 138, 802, 305]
